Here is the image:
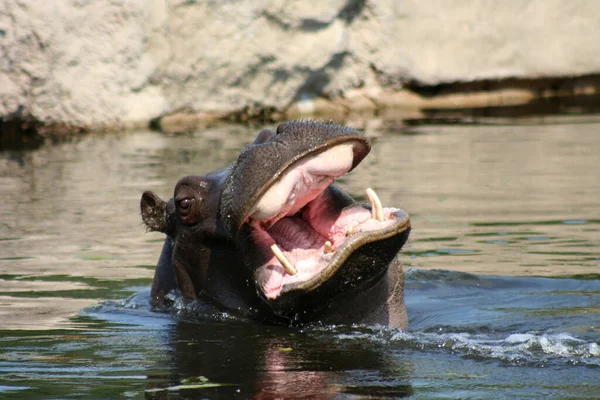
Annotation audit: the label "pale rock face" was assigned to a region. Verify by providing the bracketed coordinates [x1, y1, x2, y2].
[353, 0, 600, 85]
[1, 0, 599, 130]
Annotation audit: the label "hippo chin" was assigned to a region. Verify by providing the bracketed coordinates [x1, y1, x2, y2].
[141, 121, 411, 328]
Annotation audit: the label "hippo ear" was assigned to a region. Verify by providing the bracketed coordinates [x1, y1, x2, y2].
[252, 129, 275, 145]
[141, 191, 168, 233]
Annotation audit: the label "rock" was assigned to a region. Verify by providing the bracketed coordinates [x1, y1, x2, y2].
[2, 0, 600, 134]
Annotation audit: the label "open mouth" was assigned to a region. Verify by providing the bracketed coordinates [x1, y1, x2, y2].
[242, 141, 410, 300]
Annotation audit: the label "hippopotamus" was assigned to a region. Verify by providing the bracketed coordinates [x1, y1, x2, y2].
[140, 121, 411, 328]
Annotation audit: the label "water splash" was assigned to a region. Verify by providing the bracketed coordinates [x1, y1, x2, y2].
[333, 325, 600, 367]
[91, 287, 245, 325]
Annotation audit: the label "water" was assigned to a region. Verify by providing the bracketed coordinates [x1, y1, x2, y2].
[0, 118, 599, 398]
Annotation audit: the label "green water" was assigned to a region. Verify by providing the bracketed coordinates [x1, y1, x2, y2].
[0, 118, 598, 398]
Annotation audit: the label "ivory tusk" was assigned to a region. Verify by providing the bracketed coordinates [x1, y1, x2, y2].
[366, 188, 385, 222]
[270, 244, 297, 275]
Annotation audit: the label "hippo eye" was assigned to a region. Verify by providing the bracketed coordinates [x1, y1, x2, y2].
[177, 198, 192, 217]
[180, 198, 190, 209]
[176, 196, 203, 225]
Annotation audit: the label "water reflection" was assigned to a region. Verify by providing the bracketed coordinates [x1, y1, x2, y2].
[143, 320, 413, 399]
[350, 122, 600, 277]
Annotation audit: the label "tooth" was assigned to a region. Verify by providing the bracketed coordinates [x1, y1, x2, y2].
[270, 244, 297, 275]
[366, 188, 385, 222]
[345, 226, 355, 236]
[324, 240, 333, 253]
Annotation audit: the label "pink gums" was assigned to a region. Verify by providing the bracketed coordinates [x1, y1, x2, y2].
[258, 201, 399, 299]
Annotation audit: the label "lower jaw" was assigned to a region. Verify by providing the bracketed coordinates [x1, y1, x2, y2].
[261, 258, 392, 323]
[259, 221, 410, 302]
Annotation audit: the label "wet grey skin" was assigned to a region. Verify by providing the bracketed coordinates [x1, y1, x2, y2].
[141, 121, 411, 328]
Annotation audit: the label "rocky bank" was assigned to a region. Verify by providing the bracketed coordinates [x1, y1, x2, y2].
[2, 0, 600, 137]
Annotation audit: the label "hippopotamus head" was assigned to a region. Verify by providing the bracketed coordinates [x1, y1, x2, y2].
[141, 121, 411, 328]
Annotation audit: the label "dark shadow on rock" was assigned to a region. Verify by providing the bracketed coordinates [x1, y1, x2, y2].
[292, 52, 350, 103]
[0, 108, 45, 151]
[405, 73, 600, 99]
[338, 0, 368, 24]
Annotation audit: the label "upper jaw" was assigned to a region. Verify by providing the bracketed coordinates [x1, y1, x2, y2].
[218, 121, 371, 241]
[245, 141, 362, 229]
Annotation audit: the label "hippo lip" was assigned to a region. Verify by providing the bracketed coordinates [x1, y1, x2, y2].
[273, 208, 410, 299]
[242, 141, 410, 300]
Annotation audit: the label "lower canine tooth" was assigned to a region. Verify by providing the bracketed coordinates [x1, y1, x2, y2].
[270, 244, 297, 275]
[324, 241, 333, 253]
[366, 188, 385, 222]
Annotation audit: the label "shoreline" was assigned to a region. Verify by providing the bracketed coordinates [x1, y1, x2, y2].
[2, 74, 600, 147]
